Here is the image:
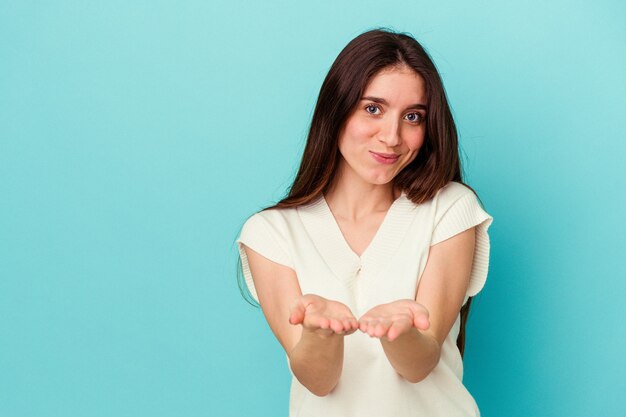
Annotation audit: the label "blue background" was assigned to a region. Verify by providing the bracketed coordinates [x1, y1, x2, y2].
[1, 1, 625, 416]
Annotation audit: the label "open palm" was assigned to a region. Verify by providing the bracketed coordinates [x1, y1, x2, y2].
[358, 299, 430, 342]
[289, 294, 359, 337]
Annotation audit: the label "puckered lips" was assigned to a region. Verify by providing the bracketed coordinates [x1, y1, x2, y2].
[369, 151, 400, 164]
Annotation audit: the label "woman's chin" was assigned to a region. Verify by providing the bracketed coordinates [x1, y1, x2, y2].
[362, 173, 396, 186]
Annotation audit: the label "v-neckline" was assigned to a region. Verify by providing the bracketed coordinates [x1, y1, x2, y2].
[297, 190, 417, 284]
[320, 192, 406, 261]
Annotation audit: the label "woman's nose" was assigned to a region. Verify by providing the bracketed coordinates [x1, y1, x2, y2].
[378, 117, 401, 147]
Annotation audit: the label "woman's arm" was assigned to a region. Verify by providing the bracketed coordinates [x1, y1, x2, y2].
[358, 227, 476, 382]
[287, 294, 360, 396]
[242, 245, 358, 396]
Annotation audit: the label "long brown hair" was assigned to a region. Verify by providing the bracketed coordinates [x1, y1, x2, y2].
[237, 27, 483, 358]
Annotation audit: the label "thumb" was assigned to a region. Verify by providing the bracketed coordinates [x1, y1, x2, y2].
[289, 299, 306, 325]
[413, 313, 430, 330]
[410, 304, 430, 330]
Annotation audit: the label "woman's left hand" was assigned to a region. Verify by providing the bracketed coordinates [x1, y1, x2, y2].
[358, 299, 430, 342]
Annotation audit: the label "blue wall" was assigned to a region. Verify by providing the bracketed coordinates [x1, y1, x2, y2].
[1, 1, 624, 416]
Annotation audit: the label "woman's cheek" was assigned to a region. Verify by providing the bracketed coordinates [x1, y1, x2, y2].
[406, 131, 425, 151]
[346, 117, 377, 141]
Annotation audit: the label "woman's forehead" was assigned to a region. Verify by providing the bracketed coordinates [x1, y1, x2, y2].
[363, 66, 427, 105]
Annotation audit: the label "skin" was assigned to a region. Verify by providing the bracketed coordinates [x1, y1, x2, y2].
[242, 64, 477, 394]
[333, 64, 427, 196]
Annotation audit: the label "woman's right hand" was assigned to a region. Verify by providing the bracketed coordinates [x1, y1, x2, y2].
[288, 294, 359, 337]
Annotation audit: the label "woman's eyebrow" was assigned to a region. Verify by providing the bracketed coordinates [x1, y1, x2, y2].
[361, 96, 427, 111]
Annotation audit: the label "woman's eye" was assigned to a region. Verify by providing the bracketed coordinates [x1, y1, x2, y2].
[405, 112, 424, 124]
[365, 104, 381, 114]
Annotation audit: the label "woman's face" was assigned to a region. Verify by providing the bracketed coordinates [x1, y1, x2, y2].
[337, 65, 427, 187]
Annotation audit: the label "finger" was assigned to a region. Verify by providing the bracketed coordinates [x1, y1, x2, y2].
[318, 316, 330, 330]
[329, 318, 344, 334]
[413, 313, 430, 330]
[387, 318, 411, 342]
[358, 318, 370, 333]
[409, 304, 430, 330]
[289, 301, 305, 325]
[367, 320, 380, 337]
[340, 318, 353, 333]
[374, 319, 391, 338]
[349, 317, 359, 331]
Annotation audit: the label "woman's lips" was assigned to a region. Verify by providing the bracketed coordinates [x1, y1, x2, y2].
[370, 151, 400, 164]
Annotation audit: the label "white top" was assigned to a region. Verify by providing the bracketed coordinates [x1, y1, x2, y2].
[237, 181, 494, 417]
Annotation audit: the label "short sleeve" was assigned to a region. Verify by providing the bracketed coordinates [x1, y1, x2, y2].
[236, 212, 294, 302]
[431, 186, 494, 297]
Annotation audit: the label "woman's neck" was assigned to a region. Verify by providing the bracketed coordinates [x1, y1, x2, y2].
[324, 165, 401, 221]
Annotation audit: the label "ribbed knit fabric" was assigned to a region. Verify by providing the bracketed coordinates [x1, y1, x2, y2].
[237, 181, 494, 417]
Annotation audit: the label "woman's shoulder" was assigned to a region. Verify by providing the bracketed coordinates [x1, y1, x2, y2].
[432, 181, 476, 205]
[242, 204, 299, 237]
[400, 182, 474, 213]
[250, 194, 325, 223]
[436, 181, 473, 197]
[257, 204, 298, 222]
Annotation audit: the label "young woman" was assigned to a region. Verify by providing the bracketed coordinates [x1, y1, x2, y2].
[236, 28, 493, 417]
